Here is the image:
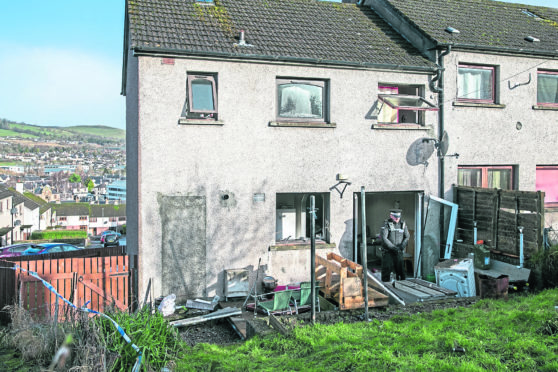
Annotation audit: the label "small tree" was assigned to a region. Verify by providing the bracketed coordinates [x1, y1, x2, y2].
[69, 173, 81, 184]
[86, 179, 95, 193]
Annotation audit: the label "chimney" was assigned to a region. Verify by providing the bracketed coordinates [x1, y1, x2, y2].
[16, 182, 24, 194]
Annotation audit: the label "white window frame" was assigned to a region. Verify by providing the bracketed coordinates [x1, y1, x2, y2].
[187, 73, 218, 118]
[276, 78, 328, 123]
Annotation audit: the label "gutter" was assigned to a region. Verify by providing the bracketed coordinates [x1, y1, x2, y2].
[433, 46, 451, 199]
[437, 42, 558, 59]
[130, 46, 438, 74]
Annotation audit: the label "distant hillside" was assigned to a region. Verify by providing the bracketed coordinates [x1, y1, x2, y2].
[0, 118, 125, 143]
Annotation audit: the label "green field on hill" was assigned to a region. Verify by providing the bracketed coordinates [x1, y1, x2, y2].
[0, 118, 125, 142]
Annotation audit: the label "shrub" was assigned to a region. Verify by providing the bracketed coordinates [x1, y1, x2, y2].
[30, 230, 87, 240]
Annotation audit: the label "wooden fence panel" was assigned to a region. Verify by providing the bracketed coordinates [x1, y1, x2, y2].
[454, 186, 543, 260]
[0, 251, 135, 322]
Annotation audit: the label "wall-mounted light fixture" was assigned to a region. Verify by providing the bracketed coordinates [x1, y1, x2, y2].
[329, 174, 351, 198]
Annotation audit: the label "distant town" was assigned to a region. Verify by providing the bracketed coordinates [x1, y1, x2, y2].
[0, 118, 126, 244]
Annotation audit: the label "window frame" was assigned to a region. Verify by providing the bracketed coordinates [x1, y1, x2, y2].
[186, 73, 218, 118]
[457, 64, 496, 104]
[458, 165, 514, 190]
[536, 165, 558, 208]
[275, 192, 330, 244]
[377, 84, 434, 125]
[276, 78, 329, 124]
[537, 70, 558, 107]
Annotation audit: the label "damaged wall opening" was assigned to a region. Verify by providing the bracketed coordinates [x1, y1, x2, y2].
[276, 192, 330, 244]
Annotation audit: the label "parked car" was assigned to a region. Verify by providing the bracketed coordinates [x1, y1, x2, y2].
[101, 230, 121, 237]
[0, 243, 43, 258]
[101, 233, 120, 247]
[22, 243, 83, 256]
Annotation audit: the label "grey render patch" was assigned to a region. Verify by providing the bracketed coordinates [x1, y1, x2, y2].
[158, 194, 207, 299]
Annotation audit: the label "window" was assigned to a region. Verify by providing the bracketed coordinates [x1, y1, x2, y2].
[377, 84, 437, 124]
[276, 192, 330, 243]
[458, 166, 514, 190]
[118, 217, 126, 221]
[276, 78, 328, 123]
[59, 217, 67, 222]
[186, 73, 217, 119]
[536, 166, 558, 207]
[90, 217, 97, 222]
[458, 64, 495, 103]
[537, 70, 558, 107]
[79, 216, 87, 221]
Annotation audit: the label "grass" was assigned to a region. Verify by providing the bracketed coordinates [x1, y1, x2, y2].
[66, 125, 125, 139]
[0, 129, 37, 138]
[2, 289, 557, 371]
[176, 289, 558, 371]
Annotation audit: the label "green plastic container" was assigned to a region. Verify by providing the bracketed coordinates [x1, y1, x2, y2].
[474, 244, 491, 270]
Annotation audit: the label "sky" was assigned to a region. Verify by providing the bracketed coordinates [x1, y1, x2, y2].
[0, 0, 556, 130]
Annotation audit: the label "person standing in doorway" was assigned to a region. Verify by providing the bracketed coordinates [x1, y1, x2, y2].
[380, 209, 410, 282]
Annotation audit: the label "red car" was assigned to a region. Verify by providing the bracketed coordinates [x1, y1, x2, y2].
[0, 243, 43, 258]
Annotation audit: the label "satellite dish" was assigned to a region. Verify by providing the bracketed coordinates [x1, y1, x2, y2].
[406, 137, 436, 166]
[439, 131, 449, 156]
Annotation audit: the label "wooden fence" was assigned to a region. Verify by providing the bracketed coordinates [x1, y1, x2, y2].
[454, 186, 544, 259]
[0, 247, 136, 322]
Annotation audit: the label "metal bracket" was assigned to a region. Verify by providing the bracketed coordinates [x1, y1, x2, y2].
[329, 181, 351, 198]
[508, 73, 531, 90]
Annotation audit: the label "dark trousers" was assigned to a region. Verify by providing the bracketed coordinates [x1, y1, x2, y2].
[381, 250, 406, 282]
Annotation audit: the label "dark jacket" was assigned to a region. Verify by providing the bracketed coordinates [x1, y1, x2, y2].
[380, 218, 410, 252]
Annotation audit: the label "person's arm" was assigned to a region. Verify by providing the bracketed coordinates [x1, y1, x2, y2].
[381, 223, 397, 250]
[401, 222, 410, 249]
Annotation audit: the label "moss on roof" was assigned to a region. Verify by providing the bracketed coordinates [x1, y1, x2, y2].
[383, 0, 558, 55]
[127, 0, 435, 70]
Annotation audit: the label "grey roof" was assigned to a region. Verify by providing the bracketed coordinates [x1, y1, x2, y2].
[378, 0, 558, 56]
[126, 0, 435, 71]
[90, 204, 126, 218]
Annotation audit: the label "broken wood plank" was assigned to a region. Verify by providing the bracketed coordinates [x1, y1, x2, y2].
[269, 313, 291, 336]
[169, 307, 242, 327]
[393, 282, 432, 298]
[406, 279, 458, 296]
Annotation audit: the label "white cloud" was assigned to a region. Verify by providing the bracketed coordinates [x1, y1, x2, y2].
[0, 44, 125, 128]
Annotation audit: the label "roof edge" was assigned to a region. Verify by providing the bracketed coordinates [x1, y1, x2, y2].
[439, 43, 558, 58]
[131, 46, 438, 73]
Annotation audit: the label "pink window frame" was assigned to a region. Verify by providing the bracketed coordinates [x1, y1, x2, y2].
[457, 64, 495, 104]
[378, 85, 400, 122]
[536, 166, 558, 207]
[458, 165, 513, 189]
[537, 70, 558, 107]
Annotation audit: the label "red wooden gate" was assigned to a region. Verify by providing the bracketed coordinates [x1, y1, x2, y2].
[7, 255, 132, 319]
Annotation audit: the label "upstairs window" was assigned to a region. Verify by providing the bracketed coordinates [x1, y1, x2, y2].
[536, 166, 558, 208]
[458, 165, 514, 190]
[537, 70, 558, 107]
[186, 73, 218, 119]
[276, 78, 328, 123]
[378, 84, 436, 124]
[458, 64, 495, 103]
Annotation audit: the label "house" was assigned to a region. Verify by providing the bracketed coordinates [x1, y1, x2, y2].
[122, 0, 447, 299]
[364, 0, 558, 271]
[89, 204, 127, 236]
[52, 203, 91, 231]
[0, 186, 14, 246]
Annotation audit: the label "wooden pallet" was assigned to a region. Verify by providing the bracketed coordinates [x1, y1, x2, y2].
[316, 252, 388, 310]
